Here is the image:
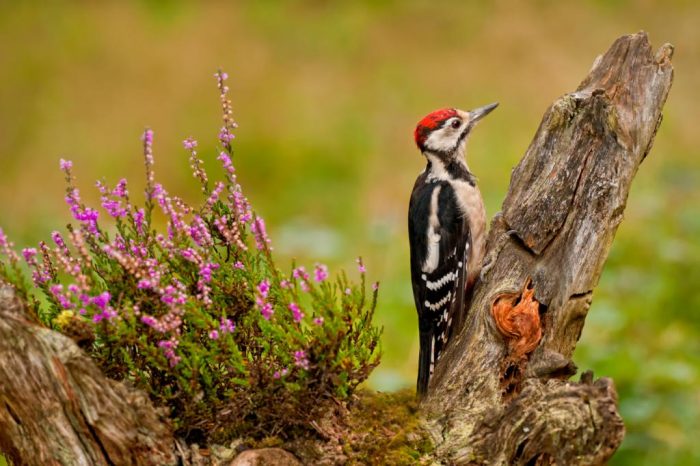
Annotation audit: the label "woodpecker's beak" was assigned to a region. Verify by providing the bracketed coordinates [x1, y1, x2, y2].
[468, 102, 499, 123]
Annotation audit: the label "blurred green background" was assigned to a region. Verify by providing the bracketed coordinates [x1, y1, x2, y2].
[0, 2, 698, 465]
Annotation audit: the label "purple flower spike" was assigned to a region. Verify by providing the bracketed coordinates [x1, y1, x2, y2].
[293, 350, 309, 370]
[251, 217, 271, 251]
[220, 317, 235, 334]
[59, 159, 73, 171]
[183, 138, 198, 150]
[257, 279, 270, 298]
[22, 248, 37, 263]
[260, 302, 274, 320]
[314, 263, 328, 282]
[289, 302, 304, 322]
[92, 291, 111, 310]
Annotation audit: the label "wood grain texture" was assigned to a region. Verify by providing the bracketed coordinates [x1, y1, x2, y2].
[0, 284, 176, 466]
[423, 32, 673, 465]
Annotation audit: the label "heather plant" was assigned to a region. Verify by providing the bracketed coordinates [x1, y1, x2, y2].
[0, 71, 381, 442]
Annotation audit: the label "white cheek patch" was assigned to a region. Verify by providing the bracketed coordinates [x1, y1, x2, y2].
[424, 127, 458, 153]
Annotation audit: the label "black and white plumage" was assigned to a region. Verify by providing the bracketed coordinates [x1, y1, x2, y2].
[408, 104, 497, 396]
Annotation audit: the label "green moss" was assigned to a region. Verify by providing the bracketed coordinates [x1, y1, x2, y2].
[342, 389, 432, 465]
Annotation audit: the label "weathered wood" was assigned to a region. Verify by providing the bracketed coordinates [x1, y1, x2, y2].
[423, 32, 673, 465]
[0, 284, 177, 466]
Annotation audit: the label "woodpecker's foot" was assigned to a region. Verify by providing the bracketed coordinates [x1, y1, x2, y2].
[480, 253, 497, 282]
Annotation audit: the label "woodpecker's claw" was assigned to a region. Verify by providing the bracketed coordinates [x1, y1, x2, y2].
[480, 252, 497, 282]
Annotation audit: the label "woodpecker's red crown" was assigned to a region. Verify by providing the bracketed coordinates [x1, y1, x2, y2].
[414, 108, 458, 150]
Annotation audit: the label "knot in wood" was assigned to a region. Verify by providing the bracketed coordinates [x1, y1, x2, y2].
[491, 281, 542, 360]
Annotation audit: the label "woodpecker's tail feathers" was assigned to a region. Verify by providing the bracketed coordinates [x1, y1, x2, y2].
[417, 328, 435, 397]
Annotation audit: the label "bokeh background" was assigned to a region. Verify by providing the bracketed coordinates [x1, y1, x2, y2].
[1, 2, 698, 464]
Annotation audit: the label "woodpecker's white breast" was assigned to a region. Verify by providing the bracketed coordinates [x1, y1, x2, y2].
[450, 179, 486, 285]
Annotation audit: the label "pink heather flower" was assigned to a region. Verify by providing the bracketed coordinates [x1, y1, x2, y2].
[112, 178, 128, 198]
[292, 266, 309, 280]
[22, 248, 37, 264]
[137, 279, 153, 289]
[273, 368, 288, 379]
[133, 208, 145, 234]
[158, 339, 181, 368]
[189, 215, 212, 247]
[233, 261, 244, 270]
[209, 329, 219, 340]
[251, 216, 271, 251]
[141, 315, 157, 327]
[260, 302, 274, 320]
[313, 317, 324, 326]
[300, 281, 310, 292]
[257, 279, 270, 298]
[199, 262, 219, 283]
[314, 263, 328, 282]
[59, 158, 73, 171]
[206, 181, 225, 207]
[289, 302, 304, 322]
[220, 317, 235, 333]
[142, 128, 154, 145]
[293, 350, 310, 370]
[183, 137, 198, 150]
[219, 127, 235, 144]
[92, 309, 117, 323]
[49, 284, 63, 295]
[51, 231, 67, 250]
[345, 288, 352, 295]
[102, 198, 127, 218]
[92, 291, 111, 310]
[280, 279, 291, 289]
[356, 257, 366, 273]
[217, 152, 235, 175]
[151, 183, 163, 199]
[142, 129, 156, 192]
[0, 227, 7, 248]
[372, 282, 379, 291]
[180, 247, 197, 262]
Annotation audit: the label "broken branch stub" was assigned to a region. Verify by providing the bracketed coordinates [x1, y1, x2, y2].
[423, 32, 673, 465]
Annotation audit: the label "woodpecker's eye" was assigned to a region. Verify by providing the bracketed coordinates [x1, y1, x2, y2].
[451, 119, 461, 129]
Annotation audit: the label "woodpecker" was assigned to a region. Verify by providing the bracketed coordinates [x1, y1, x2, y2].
[408, 103, 497, 396]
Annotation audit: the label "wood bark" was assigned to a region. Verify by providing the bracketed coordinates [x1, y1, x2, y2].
[0, 32, 673, 465]
[423, 32, 674, 465]
[0, 284, 177, 466]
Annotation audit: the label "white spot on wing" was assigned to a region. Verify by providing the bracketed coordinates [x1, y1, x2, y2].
[425, 292, 452, 311]
[426, 270, 457, 290]
[422, 185, 442, 273]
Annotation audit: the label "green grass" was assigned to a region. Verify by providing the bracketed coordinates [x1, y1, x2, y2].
[0, 2, 699, 464]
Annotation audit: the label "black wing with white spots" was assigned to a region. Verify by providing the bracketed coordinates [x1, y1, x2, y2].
[408, 175, 470, 396]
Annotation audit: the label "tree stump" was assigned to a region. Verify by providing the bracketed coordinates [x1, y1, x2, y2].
[423, 31, 673, 465]
[0, 32, 673, 465]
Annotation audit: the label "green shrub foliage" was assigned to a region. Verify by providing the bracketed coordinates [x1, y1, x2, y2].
[0, 71, 381, 442]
